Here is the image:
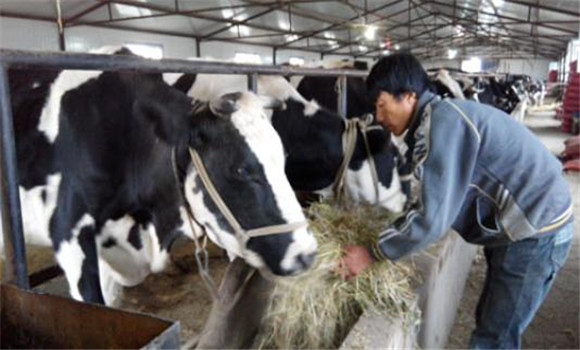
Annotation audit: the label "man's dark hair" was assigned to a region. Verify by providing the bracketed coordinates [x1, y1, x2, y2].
[366, 52, 430, 102]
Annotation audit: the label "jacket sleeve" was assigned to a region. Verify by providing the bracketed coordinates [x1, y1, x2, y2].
[375, 101, 481, 260]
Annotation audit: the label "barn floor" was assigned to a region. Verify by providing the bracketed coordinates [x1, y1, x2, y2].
[447, 107, 580, 349]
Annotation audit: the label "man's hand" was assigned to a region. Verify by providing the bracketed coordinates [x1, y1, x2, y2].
[338, 244, 375, 280]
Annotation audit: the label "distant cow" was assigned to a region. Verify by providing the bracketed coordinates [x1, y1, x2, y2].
[2, 47, 317, 305]
[167, 71, 406, 213]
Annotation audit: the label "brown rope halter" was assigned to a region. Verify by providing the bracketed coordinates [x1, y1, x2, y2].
[331, 114, 381, 204]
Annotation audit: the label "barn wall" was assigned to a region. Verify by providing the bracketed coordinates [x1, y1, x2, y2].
[276, 49, 322, 66]
[497, 59, 551, 80]
[420, 59, 462, 71]
[65, 26, 197, 58]
[0, 17, 60, 51]
[200, 41, 274, 64]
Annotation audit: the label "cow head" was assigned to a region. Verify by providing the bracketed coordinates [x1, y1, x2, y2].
[140, 89, 317, 276]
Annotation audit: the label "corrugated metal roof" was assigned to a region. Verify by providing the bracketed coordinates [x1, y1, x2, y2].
[0, 0, 577, 59]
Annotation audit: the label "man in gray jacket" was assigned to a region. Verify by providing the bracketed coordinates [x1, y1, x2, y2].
[341, 53, 574, 349]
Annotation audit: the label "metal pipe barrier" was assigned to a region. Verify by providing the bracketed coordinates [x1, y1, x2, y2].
[0, 49, 368, 288]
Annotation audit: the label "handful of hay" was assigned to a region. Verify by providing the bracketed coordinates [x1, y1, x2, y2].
[255, 201, 420, 349]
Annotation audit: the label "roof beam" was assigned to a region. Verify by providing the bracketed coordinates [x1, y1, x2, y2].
[66, 2, 270, 27]
[65, 1, 108, 24]
[502, 0, 580, 18]
[200, 5, 282, 39]
[425, 0, 579, 35]
[274, 0, 405, 49]
[326, 10, 434, 55]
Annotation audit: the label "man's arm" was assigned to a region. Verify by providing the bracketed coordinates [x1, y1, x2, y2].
[376, 101, 480, 260]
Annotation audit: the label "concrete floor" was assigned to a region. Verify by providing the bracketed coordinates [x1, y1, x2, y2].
[447, 108, 580, 349]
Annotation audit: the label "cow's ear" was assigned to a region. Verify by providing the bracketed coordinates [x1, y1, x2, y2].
[134, 86, 193, 145]
[209, 92, 242, 118]
[258, 95, 285, 110]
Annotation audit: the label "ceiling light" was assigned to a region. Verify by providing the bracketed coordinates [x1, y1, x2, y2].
[285, 34, 300, 42]
[394, 44, 400, 50]
[364, 26, 376, 40]
[448, 49, 458, 59]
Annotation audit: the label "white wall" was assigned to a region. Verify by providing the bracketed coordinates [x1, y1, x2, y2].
[420, 59, 462, 71]
[0, 18, 197, 59]
[0, 17, 59, 51]
[496, 59, 550, 80]
[65, 26, 197, 59]
[200, 41, 274, 64]
[276, 49, 321, 66]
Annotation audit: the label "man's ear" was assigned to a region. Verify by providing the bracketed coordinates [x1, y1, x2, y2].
[133, 83, 193, 145]
[401, 91, 416, 102]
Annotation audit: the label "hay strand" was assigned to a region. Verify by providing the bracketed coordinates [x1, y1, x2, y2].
[255, 201, 420, 349]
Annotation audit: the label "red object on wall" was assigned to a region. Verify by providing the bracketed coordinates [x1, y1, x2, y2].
[562, 60, 579, 134]
[548, 70, 558, 82]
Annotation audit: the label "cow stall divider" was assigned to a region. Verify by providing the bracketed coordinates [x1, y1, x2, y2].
[0, 48, 365, 348]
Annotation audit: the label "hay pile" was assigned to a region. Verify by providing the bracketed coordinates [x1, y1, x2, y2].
[255, 201, 420, 349]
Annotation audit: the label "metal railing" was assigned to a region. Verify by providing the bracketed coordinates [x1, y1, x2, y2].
[0, 49, 368, 288]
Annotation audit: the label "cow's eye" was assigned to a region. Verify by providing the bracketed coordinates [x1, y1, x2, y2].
[235, 166, 251, 178]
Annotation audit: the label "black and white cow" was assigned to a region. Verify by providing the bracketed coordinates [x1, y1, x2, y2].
[166, 72, 406, 213]
[1, 47, 317, 305]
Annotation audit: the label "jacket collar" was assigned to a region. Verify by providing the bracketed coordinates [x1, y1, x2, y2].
[404, 90, 438, 144]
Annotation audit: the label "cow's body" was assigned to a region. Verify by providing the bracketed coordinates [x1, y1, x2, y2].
[3, 48, 317, 304]
[168, 72, 406, 213]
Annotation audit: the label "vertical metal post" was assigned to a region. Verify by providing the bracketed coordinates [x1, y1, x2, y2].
[58, 30, 66, 52]
[273, 47, 277, 65]
[338, 75, 348, 118]
[196, 38, 201, 58]
[0, 64, 29, 289]
[248, 73, 258, 93]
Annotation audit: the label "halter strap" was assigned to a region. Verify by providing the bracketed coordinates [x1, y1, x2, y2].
[188, 148, 307, 244]
[331, 114, 381, 204]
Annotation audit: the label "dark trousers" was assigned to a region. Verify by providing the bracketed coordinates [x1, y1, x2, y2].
[469, 223, 574, 349]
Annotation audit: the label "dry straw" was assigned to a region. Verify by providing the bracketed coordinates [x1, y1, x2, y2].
[255, 201, 420, 349]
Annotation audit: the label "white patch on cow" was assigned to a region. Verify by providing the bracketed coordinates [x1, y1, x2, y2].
[1, 173, 62, 254]
[314, 184, 333, 198]
[90, 45, 128, 55]
[98, 259, 124, 306]
[178, 206, 204, 239]
[289, 75, 304, 89]
[55, 214, 94, 301]
[436, 69, 465, 99]
[183, 74, 247, 101]
[174, 73, 321, 120]
[39, 70, 102, 142]
[32, 81, 40, 89]
[345, 163, 406, 213]
[97, 215, 169, 290]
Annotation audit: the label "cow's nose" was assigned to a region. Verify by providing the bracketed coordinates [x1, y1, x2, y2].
[295, 251, 316, 270]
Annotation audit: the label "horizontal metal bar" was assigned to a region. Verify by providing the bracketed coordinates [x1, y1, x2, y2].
[0, 49, 367, 77]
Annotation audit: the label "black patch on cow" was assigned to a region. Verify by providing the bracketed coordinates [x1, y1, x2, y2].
[297, 76, 373, 117]
[172, 74, 197, 94]
[77, 225, 105, 304]
[9, 68, 60, 189]
[127, 223, 143, 250]
[272, 98, 343, 191]
[40, 189, 47, 203]
[102, 237, 117, 248]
